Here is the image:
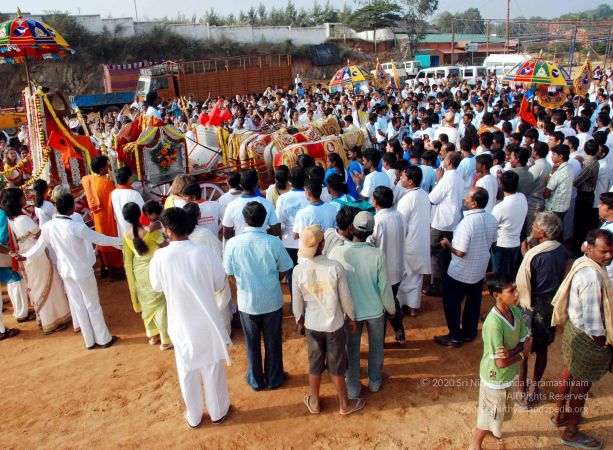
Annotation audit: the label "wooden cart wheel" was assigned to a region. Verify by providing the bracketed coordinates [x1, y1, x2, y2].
[144, 181, 173, 203]
[198, 182, 225, 202]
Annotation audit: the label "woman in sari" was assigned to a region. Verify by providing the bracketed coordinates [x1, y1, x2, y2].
[4, 188, 71, 334]
[122, 202, 172, 350]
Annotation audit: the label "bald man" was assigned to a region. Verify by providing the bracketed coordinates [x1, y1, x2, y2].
[434, 112, 461, 148]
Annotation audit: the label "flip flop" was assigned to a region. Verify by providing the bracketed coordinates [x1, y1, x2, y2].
[560, 432, 603, 449]
[16, 312, 36, 323]
[340, 398, 365, 416]
[515, 398, 530, 410]
[304, 395, 320, 414]
[0, 328, 20, 340]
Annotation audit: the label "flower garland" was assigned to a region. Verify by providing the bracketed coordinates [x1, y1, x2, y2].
[0, 156, 30, 176]
[19, 89, 52, 189]
[150, 139, 178, 173]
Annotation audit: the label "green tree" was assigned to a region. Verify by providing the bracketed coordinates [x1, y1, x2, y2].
[456, 8, 484, 34]
[349, 0, 403, 53]
[257, 4, 267, 25]
[400, 0, 439, 58]
[433, 11, 453, 32]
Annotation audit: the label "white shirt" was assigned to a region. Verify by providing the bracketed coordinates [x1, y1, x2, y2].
[492, 193, 528, 248]
[150, 240, 230, 370]
[222, 195, 279, 236]
[22, 215, 121, 280]
[396, 188, 431, 275]
[429, 169, 465, 232]
[275, 189, 309, 248]
[293, 202, 337, 235]
[195, 200, 221, 236]
[146, 106, 162, 120]
[362, 170, 391, 199]
[218, 188, 242, 218]
[367, 208, 405, 285]
[434, 125, 460, 148]
[34, 200, 55, 227]
[111, 187, 145, 237]
[476, 174, 498, 213]
[594, 159, 608, 207]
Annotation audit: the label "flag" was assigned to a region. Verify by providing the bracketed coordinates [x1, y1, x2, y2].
[518, 94, 537, 126]
[47, 131, 83, 168]
[374, 60, 389, 89]
[573, 58, 592, 96]
[391, 63, 401, 90]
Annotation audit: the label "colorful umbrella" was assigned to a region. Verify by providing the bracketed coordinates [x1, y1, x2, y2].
[0, 9, 76, 86]
[502, 57, 572, 88]
[573, 58, 592, 96]
[329, 65, 373, 88]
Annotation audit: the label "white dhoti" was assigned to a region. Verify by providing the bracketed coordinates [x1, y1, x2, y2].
[8, 278, 29, 319]
[397, 270, 424, 309]
[63, 273, 112, 348]
[176, 356, 231, 426]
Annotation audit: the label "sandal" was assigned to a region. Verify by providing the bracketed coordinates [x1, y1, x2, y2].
[0, 328, 20, 340]
[148, 337, 160, 345]
[340, 398, 365, 416]
[43, 323, 68, 335]
[160, 343, 174, 351]
[561, 431, 603, 449]
[304, 394, 320, 414]
[16, 312, 36, 323]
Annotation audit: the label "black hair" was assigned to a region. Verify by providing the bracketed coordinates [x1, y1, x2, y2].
[288, 166, 307, 190]
[373, 186, 393, 209]
[327, 153, 345, 170]
[90, 155, 109, 174]
[387, 139, 402, 157]
[56, 193, 75, 215]
[337, 206, 358, 231]
[512, 147, 531, 166]
[240, 169, 259, 192]
[363, 149, 382, 167]
[533, 141, 549, 159]
[307, 165, 325, 180]
[448, 152, 462, 169]
[382, 152, 397, 167]
[160, 207, 189, 236]
[349, 146, 362, 158]
[584, 140, 598, 157]
[403, 165, 423, 186]
[471, 186, 489, 209]
[182, 182, 203, 200]
[475, 153, 493, 170]
[500, 170, 519, 194]
[227, 171, 241, 189]
[2, 187, 24, 218]
[297, 153, 315, 169]
[524, 128, 539, 141]
[182, 202, 201, 235]
[32, 179, 48, 208]
[486, 272, 515, 296]
[586, 228, 613, 247]
[480, 132, 494, 148]
[600, 192, 613, 209]
[460, 137, 472, 153]
[122, 202, 149, 256]
[327, 173, 348, 195]
[242, 201, 266, 228]
[142, 200, 163, 216]
[551, 144, 570, 161]
[421, 150, 437, 166]
[116, 166, 133, 185]
[274, 165, 290, 190]
[304, 177, 323, 199]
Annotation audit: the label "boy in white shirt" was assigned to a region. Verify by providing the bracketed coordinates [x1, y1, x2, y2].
[182, 183, 221, 237]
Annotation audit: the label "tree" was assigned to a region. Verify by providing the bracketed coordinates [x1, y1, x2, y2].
[257, 4, 267, 25]
[246, 5, 258, 26]
[455, 8, 484, 34]
[433, 11, 453, 32]
[400, 0, 439, 58]
[349, 0, 403, 53]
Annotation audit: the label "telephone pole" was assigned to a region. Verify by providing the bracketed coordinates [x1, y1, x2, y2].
[451, 18, 455, 64]
[505, 0, 510, 53]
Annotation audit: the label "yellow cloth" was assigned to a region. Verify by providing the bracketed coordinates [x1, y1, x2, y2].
[515, 240, 560, 309]
[551, 257, 613, 345]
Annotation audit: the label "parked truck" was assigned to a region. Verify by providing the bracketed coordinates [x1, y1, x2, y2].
[135, 54, 293, 102]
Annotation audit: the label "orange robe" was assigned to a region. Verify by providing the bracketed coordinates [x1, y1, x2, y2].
[81, 174, 123, 270]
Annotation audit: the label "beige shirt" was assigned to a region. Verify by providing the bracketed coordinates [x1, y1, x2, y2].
[292, 255, 355, 333]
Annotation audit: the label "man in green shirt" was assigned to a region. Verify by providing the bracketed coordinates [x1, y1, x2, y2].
[471, 273, 532, 450]
[329, 211, 396, 399]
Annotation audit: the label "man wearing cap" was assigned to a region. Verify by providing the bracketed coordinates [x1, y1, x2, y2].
[329, 211, 396, 399]
[292, 225, 365, 416]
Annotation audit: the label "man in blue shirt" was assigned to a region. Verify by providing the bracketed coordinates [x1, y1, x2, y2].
[346, 146, 363, 199]
[224, 202, 293, 391]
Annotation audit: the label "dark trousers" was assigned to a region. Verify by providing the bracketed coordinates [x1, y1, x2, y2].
[574, 191, 596, 252]
[491, 246, 520, 277]
[385, 283, 406, 340]
[239, 308, 284, 390]
[430, 228, 453, 289]
[286, 248, 299, 313]
[442, 274, 484, 341]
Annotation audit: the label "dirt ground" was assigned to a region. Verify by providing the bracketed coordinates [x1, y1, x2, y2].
[1, 276, 611, 450]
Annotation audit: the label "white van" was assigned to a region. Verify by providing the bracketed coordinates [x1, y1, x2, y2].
[380, 62, 407, 80]
[401, 60, 423, 78]
[483, 54, 531, 79]
[415, 66, 461, 85]
[459, 66, 487, 86]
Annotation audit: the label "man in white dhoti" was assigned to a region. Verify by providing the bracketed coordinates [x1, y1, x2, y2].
[111, 166, 145, 237]
[18, 194, 119, 350]
[149, 207, 232, 428]
[396, 166, 431, 317]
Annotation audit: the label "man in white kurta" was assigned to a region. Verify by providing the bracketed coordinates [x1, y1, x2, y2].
[396, 166, 432, 314]
[111, 167, 145, 237]
[20, 194, 120, 349]
[149, 208, 231, 428]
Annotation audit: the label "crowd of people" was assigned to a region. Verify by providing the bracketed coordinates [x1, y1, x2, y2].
[1, 66, 613, 449]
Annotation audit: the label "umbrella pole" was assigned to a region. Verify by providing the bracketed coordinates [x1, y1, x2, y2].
[23, 49, 31, 92]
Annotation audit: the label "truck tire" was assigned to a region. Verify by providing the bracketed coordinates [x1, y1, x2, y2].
[102, 105, 122, 117]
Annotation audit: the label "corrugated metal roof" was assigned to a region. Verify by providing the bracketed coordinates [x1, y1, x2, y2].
[420, 33, 506, 43]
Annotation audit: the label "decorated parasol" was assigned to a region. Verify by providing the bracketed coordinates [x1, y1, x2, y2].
[329, 65, 373, 90]
[573, 57, 592, 97]
[502, 56, 572, 108]
[0, 9, 76, 86]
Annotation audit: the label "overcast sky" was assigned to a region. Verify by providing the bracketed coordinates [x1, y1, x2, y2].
[5, 0, 602, 21]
